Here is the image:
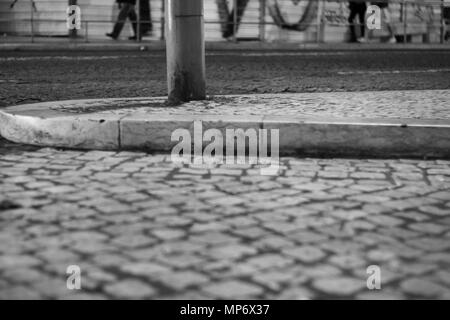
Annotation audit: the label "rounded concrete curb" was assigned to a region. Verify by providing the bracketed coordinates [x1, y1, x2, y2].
[1, 93, 449, 158]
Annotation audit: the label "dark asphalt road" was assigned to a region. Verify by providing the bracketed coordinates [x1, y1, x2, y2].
[0, 50, 449, 107]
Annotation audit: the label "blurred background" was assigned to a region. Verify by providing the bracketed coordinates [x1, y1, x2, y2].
[0, 0, 448, 44]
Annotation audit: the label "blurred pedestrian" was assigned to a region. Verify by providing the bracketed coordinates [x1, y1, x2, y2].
[347, 1, 367, 43]
[221, 0, 250, 39]
[106, 0, 139, 40]
[139, 0, 153, 36]
[371, 1, 396, 43]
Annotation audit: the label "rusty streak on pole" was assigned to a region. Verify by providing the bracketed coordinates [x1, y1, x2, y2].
[166, 0, 206, 104]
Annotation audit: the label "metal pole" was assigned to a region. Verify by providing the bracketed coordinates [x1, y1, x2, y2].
[233, 0, 238, 42]
[30, 0, 34, 43]
[160, 0, 165, 40]
[403, 0, 407, 44]
[259, 0, 266, 42]
[316, 0, 324, 43]
[85, 21, 88, 43]
[441, 0, 445, 44]
[136, 0, 141, 42]
[320, 0, 325, 42]
[166, 0, 206, 103]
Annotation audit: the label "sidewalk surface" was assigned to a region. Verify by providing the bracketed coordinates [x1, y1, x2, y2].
[1, 90, 449, 157]
[0, 140, 449, 299]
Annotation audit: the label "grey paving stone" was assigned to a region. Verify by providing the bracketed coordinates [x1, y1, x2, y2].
[111, 234, 156, 248]
[419, 205, 450, 216]
[151, 228, 187, 240]
[157, 272, 210, 290]
[351, 172, 387, 180]
[365, 215, 405, 227]
[313, 277, 366, 296]
[2, 268, 45, 284]
[103, 280, 155, 299]
[0, 286, 44, 300]
[434, 271, 450, 286]
[252, 270, 307, 291]
[400, 278, 447, 298]
[282, 246, 326, 263]
[253, 236, 295, 250]
[356, 291, 405, 300]
[330, 210, 368, 221]
[270, 287, 313, 300]
[245, 254, 294, 270]
[206, 245, 257, 259]
[329, 254, 367, 269]
[366, 249, 397, 262]
[301, 265, 343, 278]
[408, 222, 448, 234]
[1, 149, 450, 299]
[202, 280, 263, 299]
[121, 263, 171, 277]
[0, 255, 42, 269]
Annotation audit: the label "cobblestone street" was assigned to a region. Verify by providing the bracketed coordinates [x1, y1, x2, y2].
[0, 140, 449, 299]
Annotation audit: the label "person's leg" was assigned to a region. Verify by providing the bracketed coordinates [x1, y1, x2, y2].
[382, 7, 396, 41]
[110, 3, 133, 38]
[348, 6, 358, 42]
[128, 4, 138, 37]
[224, 0, 250, 39]
[216, 0, 231, 38]
[358, 4, 366, 38]
[139, 0, 152, 34]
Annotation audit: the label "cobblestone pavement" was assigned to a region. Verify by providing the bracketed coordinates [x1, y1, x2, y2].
[0, 142, 449, 299]
[27, 90, 449, 120]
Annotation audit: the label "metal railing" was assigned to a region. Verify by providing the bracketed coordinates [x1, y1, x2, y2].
[0, 0, 448, 44]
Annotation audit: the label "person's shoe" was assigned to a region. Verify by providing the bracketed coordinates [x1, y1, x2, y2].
[106, 33, 118, 40]
[388, 36, 397, 43]
[128, 35, 142, 41]
[357, 37, 367, 43]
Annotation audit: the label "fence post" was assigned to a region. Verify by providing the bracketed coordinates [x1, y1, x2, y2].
[259, 0, 266, 42]
[136, 0, 141, 42]
[403, 0, 407, 44]
[441, 0, 445, 44]
[233, 0, 238, 42]
[30, 0, 34, 43]
[316, 0, 324, 43]
[166, 0, 206, 103]
[68, 0, 78, 40]
[84, 20, 88, 43]
[160, 0, 165, 40]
